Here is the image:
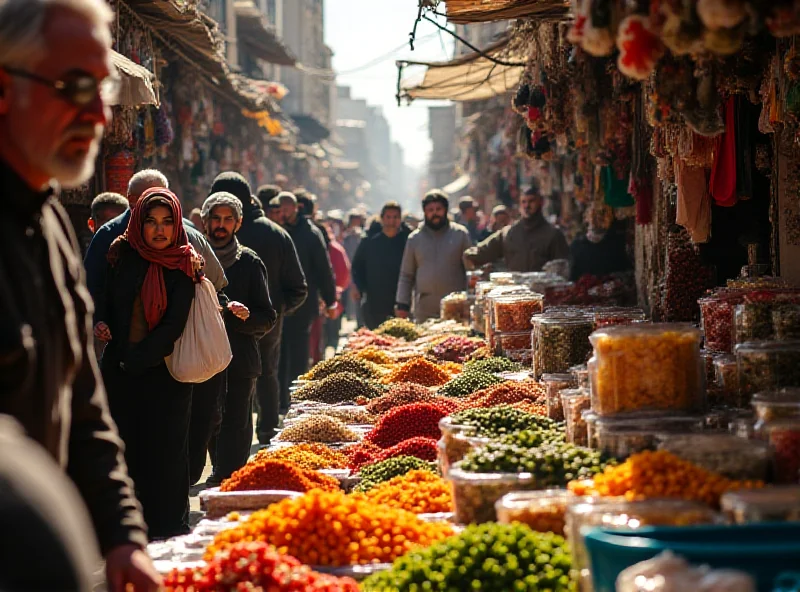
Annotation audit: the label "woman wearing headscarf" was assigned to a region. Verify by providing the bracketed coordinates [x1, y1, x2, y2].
[94, 188, 200, 539]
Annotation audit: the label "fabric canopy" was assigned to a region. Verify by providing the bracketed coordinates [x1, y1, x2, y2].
[443, 174, 471, 194]
[109, 50, 158, 106]
[291, 114, 331, 144]
[234, 0, 296, 66]
[445, 0, 570, 23]
[400, 37, 524, 102]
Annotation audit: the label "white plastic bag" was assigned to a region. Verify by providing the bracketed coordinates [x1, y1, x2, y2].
[616, 552, 755, 592]
[165, 277, 232, 383]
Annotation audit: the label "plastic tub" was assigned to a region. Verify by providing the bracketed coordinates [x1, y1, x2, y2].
[531, 314, 595, 378]
[657, 433, 772, 481]
[759, 419, 800, 484]
[593, 308, 647, 329]
[493, 330, 532, 354]
[721, 486, 800, 524]
[492, 293, 544, 332]
[593, 415, 704, 460]
[447, 466, 541, 524]
[495, 489, 573, 534]
[752, 388, 800, 424]
[570, 364, 590, 390]
[711, 354, 738, 408]
[700, 292, 746, 353]
[440, 292, 471, 323]
[583, 522, 800, 592]
[736, 341, 800, 404]
[590, 324, 706, 417]
[540, 373, 576, 421]
[561, 388, 590, 446]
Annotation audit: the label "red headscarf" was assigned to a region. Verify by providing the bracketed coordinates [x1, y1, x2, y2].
[124, 187, 199, 330]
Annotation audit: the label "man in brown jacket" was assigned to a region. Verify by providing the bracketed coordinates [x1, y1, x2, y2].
[0, 0, 159, 589]
[464, 186, 570, 272]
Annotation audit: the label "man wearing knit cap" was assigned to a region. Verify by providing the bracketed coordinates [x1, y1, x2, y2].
[209, 173, 307, 443]
[200, 192, 277, 481]
[395, 189, 472, 322]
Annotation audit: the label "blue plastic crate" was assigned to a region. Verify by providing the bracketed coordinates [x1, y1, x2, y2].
[583, 522, 800, 592]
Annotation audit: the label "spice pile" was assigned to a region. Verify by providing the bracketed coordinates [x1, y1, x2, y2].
[464, 381, 546, 408]
[353, 469, 453, 514]
[375, 318, 421, 341]
[365, 402, 457, 448]
[253, 443, 348, 470]
[293, 372, 385, 403]
[277, 415, 360, 443]
[301, 355, 384, 381]
[353, 455, 437, 493]
[364, 382, 438, 414]
[464, 356, 522, 373]
[429, 335, 484, 362]
[437, 369, 505, 398]
[220, 459, 340, 493]
[381, 358, 451, 386]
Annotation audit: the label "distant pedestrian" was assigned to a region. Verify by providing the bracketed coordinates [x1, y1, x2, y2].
[267, 195, 283, 223]
[458, 196, 484, 244]
[88, 192, 128, 234]
[189, 207, 205, 232]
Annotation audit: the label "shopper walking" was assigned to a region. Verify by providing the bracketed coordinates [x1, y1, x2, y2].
[395, 190, 472, 322]
[278, 192, 337, 409]
[0, 0, 159, 587]
[464, 186, 570, 272]
[323, 224, 351, 355]
[95, 188, 199, 540]
[88, 192, 128, 234]
[352, 202, 409, 329]
[210, 175, 307, 444]
[201, 192, 276, 480]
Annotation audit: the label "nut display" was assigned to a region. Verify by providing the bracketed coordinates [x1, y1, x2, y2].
[276, 415, 360, 443]
[589, 324, 705, 416]
[734, 301, 777, 344]
[541, 373, 576, 421]
[496, 490, 573, 535]
[252, 443, 349, 470]
[352, 469, 453, 514]
[449, 405, 560, 439]
[301, 355, 384, 381]
[657, 433, 771, 481]
[437, 369, 505, 398]
[353, 455, 437, 493]
[440, 292, 471, 322]
[298, 406, 377, 425]
[375, 318, 421, 341]
[293, 372, 386, 404]
[531, 314, 595, 378]
[561, 389, 591, 446]
[736, 341, 800, 402]
[465, 380, 546, 408]
[721, 486, 800, 524]
[492, 294, 544, 332]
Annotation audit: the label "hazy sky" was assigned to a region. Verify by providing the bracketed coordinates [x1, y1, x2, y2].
[324, 1, 455, 170]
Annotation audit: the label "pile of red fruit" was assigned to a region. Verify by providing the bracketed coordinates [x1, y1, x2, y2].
[348, 436, 439, 470]
[364, 402, 455, 448]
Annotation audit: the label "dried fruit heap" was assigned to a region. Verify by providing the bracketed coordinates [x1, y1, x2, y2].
[252, 443, 348, 470]
[365, 382, 437, 414]
[206, 490, 454, 566]
[301, 354, 383, 381]
[437, 369, 505, 398]
[381, 358, 451, 386]
[220, 459, 340, 493]
[349, 437, 439, 470]
[277, 415, 360, 443]
[569, 450, 763, 507]
[465, 380, 546, 408]
[353, 469, 452, 514]
[365, 402, 456, 448]
[354, 455, 437, 493]
[429, 335, 484, 363]
[165, 541, 359, 592]
[351, 346, 395, 365]
[293, 372, 385, 404]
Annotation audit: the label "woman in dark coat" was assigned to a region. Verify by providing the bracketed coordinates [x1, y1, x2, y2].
[94, 188, 199, 539]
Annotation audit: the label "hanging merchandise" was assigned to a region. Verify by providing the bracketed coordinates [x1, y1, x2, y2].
[674, 159, 711, 244]
[106, 150, 136, 195]
[709, 96, 738, 207]
[616, 15, 664, 81]
[602, 164, 635, 208]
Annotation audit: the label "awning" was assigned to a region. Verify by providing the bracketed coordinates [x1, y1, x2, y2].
[443, 174, 472, 195]
[445, 0, 570, 24]
[234, 0, 296, 66]
[291, 114, 330, 144]
[109, 50, 158, 106]
[399, 36, 525, 102]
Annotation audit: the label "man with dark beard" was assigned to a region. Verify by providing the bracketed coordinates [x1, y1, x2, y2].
[200, 192, 276, 481]
[395, 190, 472, 322]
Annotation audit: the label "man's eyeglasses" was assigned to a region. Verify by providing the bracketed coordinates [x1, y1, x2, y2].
[1, 66, 120, 107]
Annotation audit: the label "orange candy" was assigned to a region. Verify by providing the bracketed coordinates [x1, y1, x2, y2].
[380, 358, 451, 386]
[220, 459, 340, 493]
[351, 469, 453, 514]
[253, 443, 349, 470]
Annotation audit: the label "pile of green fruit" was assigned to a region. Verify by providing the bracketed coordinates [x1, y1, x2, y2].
[437, 370, 505, 398]
[464, 356, 522, 374]
[353, 455, 436, 493]
[375, 318, 421, 341]
[361, 522, 576, 591]
[450, 406, 561, 439]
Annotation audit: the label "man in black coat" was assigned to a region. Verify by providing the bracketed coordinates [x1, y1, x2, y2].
[278, 192, 338, 405]
[351, 202, 410, 329]
[209, 174, 308, 442]
[202, 192, 277, 480]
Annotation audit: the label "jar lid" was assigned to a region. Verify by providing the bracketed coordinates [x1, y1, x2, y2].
[593, 414, 704, 432]
[497, 489, 573, 509]
[532, 313, 594, 326]
[735, 339, 800, 354]
[751, 388, 800, 407]
[590, 323, 701, 341]
[493, 293, 544, 303]
[541, 373, 576, 383]
[657, 433, 771, 456]
[721, 486, 800, 513]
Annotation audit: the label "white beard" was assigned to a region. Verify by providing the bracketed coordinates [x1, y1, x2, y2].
[48, 137, 101, 189]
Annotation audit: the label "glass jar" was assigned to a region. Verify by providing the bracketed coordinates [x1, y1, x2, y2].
[541, 373, 576, 421]
[584, 411, 599, 449]
[773, 304, 800, 341]
[448, 466, 540, 524]
[721, 486, 800, 524]
[495, 489, 574, 534]
[592, 415, 704, 461]
[699, 292, 746, 353]
[561, 388, 590, 446]
[495, 331, 533, 353]
[440, 292, 471, 323]
[437, 417, 492, 477]
[484, 286, 532, 344]
[593, 308, 647, 330]
[751, 388, 800, 424]
[470, 303, 484, 335]
[589, 324, 706, 417]
[492, 294, 544, 332]
[531, 314, 595, 378]
[736, 341, 800, 404]
[759, 419, 800, 484]
[734, 302, 776, 344]
[657, 433, 772, 481]
[712, 354, 738, 408]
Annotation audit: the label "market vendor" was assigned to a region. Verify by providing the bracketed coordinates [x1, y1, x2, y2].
[463, 186, 570, 272]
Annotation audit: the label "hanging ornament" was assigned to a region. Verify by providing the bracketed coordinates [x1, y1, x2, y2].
[703, 22, 747, 55]
[659, 0, 705, 56]
[696, 0, 748, 31]
[582, 0, 615, 56]
[512, 82, 531, 114]
[616, 15, 664, 80]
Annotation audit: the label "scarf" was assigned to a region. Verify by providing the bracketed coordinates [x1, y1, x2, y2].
[213, 235, 243, 270]
[109, 188, 199, 330]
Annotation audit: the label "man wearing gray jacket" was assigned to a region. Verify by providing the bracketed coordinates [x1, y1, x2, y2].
[395, 190, 472, 322]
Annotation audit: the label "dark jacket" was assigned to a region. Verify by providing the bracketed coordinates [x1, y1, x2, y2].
[0, 159, 147, 552]
[98, 241, 195, 377]
[352, 230, 409, 329]
[283, 214, 337, 322]
[237, 203, 307, 316]
[84, 209, 226, 321]
[221, 247, 277, 378]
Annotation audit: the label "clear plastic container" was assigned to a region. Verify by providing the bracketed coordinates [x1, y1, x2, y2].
[736, 340, 800, 403]
[700, 349, 718, 386]
[759, 419, 800, 484]
[589, 324, 706, 417]
[566, 499, 723, 591]
[531, 314, 595, 378]
[773, 304, 800, 341]
[470, 302, 484, 335]
[570, 364, 590, 391]
[492, 293, 544, 332]
[561, 388, 590, 446]
[657, 433, 772, 481]
[593, 415, 704, 460]
[585, 411, 599, 449]
[503, 348, 533, 367]
[699, 292, 746, 353]
[495, 489, 573, 534]
[440, 292, 471, 323]
[489, 272, 516, 285]
[494, 331, 532, 353]
[593, 308, 647, 330]
[721, 486, 800, 524]
[484, 286, 533, 342]
[734, 301, 776, 344]
[712, 354, 738, 408]
[448, 466, 540, 524]
[437, 418, 491, 477]
[541, 373, 576, 421]
[751, 388, 800, 424]
[543, 259, 571, 279]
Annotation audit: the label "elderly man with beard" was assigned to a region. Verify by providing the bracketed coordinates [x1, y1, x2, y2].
[0, 0, 160, 588]
[395, 190, 472, 322]
[200, 192, 277, 481]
